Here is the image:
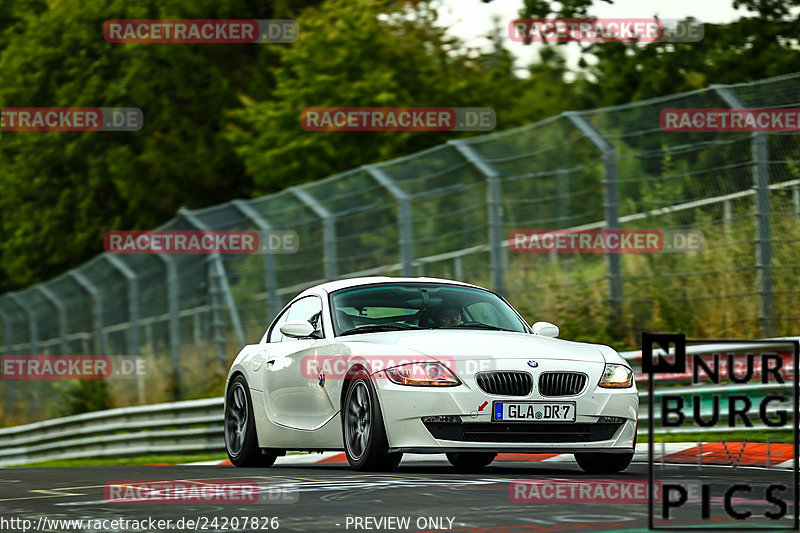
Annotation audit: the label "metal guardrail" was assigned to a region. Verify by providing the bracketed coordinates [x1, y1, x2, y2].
[640, 384, 793, 427]
[620, 336, 800, 362]
[625, 337, 797, 434]
[0, 387, 795, 466]
[0, 338, 795, 466]
[0, 398, 223, 467]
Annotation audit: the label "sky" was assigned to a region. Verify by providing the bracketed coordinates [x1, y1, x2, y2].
[437, 0, 750, 74]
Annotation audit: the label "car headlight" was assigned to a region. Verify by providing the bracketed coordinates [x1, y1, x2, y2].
[384, 362, 460, 387]
[598, 364, 633, 388]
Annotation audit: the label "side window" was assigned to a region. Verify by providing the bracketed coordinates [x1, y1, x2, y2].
[287, 296, 324, 338]
[267, 307, 291, 343]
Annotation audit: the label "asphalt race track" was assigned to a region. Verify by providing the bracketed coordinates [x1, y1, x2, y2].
[0, 457, 796, 533]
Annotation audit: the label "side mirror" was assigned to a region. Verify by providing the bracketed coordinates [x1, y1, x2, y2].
[531, 321, 559, 338]
[280, 320, 317, 339]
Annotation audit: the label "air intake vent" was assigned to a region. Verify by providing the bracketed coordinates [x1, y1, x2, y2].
[538, 372, 587, 397]
[423, 421, 622, 443]
[475, 371, 532, 396]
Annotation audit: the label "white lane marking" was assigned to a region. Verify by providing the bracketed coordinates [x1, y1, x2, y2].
[56, 477, 503, 506]
[257, 443, 708, 466]
[31, 489, 84, 496]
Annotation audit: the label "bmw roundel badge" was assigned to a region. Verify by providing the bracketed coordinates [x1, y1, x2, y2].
[527, 360, 538, 368]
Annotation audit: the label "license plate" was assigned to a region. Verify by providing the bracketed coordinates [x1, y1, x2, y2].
[492, 401, 576, 422]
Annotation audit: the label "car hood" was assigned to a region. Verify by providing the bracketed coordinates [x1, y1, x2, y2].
[341, 329, 607, 363]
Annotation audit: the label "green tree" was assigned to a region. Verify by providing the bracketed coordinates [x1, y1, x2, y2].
[225, 0, 524, 194]
[0, 0, 322, 291]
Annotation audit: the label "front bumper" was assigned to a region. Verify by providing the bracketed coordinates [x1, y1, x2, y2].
[374, 358, 638, 453]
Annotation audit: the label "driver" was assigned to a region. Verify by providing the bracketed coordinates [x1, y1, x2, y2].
[435, 307, 462, 327]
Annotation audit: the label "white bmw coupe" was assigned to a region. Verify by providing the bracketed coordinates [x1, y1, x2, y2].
[224, 277, 638, 472]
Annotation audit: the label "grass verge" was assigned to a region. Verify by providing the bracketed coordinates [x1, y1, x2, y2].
[6, 453, 229, 468]
[638, 430, 793, 444]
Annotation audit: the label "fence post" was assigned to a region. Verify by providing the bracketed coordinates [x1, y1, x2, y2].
[104, 254, 140, 357]
[448, 140, 506, 295]
[565, 112, 623, 321]
[69, 272, 107, 355]
[712, 85, 775, 336]
[0, 301, 12, 355]
[364, 164, 414, 276]
[153, 255, 181, 399]
[230, 200, 280, 322]
[209, 255, 247, 352]
[453, 255, 464, 280]
[291, 186, 337, 280]
[723, 200, 733, 237]
[0, 301, 15, 413]
[8, 293, 39, 356]
[207, 258, 227, 368]
[33, 285, 68, 356]
[178, 208, 247, 368]
[7, 292, 40, 415]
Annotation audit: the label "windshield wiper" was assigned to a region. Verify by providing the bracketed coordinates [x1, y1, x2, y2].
[440, 324, 513, 332]
[339, 324, 418, 336]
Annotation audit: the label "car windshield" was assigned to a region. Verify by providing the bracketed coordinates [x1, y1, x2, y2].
[330, 283, 530, 336]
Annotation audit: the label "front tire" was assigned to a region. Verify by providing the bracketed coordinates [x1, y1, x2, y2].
[342, 373, 402, 471]
[446, 452, 497, 471]
[225, 375, 277, 467]
[574, 452, 633, 474]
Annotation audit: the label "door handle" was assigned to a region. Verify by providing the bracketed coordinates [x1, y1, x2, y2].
[267, 360, 276, 365]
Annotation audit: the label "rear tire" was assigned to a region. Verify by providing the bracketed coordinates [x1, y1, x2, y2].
[342, 373, 402, 471]
[574, 452, 633, 474]
[446, 452, 497, 471]
[225, 375, 277, 467]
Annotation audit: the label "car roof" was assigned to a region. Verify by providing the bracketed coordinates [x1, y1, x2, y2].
[298, 276, 481, 296]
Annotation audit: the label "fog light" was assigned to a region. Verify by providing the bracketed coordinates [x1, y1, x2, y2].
[422, 415, 461, 423]
[598, 416, 625, 424]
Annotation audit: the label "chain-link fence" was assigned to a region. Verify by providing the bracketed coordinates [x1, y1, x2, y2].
[3, 72, 800, 424]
